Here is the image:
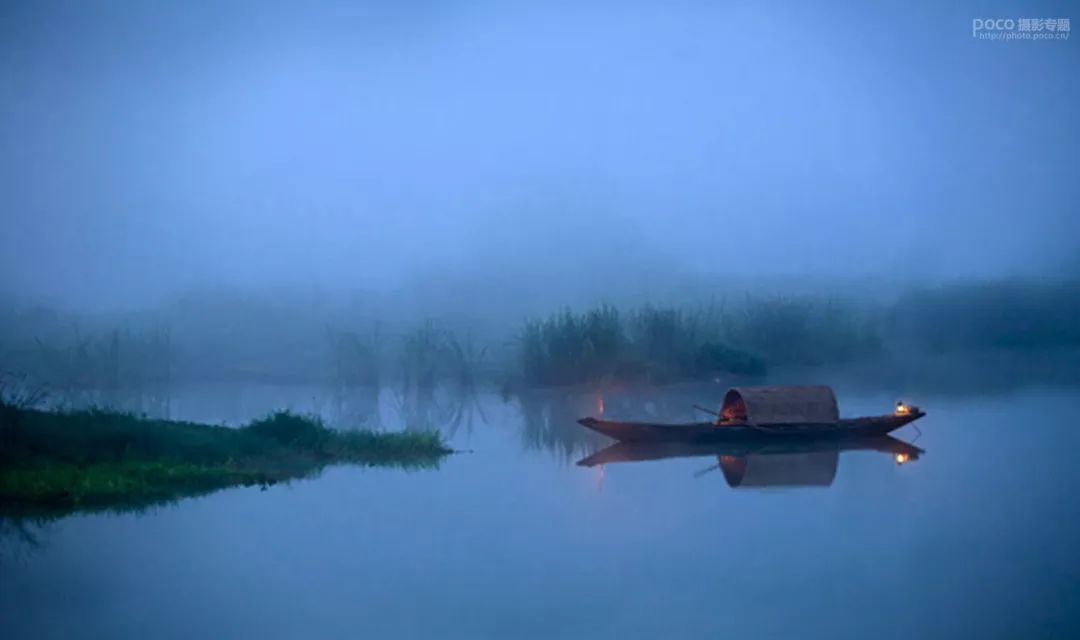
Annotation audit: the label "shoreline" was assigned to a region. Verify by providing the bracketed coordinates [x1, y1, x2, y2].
[0, 405, 452, 517]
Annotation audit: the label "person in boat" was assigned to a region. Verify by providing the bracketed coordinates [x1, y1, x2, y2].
[720, 396, 747, 423]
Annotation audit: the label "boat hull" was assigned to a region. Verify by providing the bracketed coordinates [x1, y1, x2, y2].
[577, 411, 924, 443]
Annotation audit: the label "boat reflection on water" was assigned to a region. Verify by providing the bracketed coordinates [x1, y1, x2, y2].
[576, 436, 923, 489]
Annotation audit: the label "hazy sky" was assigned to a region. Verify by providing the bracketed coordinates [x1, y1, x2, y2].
[1, 1, 1077, 307]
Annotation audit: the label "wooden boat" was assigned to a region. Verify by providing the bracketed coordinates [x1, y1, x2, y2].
[577, 385, 925, 443]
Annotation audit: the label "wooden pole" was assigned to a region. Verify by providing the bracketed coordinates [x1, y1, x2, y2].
[693, 404, 720, 417]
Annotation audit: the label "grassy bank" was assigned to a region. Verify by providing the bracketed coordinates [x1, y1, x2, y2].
[0, 403, 452, 515]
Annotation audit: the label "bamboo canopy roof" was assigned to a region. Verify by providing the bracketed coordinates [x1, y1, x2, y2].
[721, 385, 840, 425]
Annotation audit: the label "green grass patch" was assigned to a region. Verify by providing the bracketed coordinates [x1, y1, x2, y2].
[0, 403, 452, 517]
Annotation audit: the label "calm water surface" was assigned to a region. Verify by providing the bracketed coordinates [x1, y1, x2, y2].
[3, 382, 1079, 639]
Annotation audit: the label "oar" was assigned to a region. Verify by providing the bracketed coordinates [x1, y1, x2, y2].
[693, 404, 720, 418]
[693, 463, 720, 478]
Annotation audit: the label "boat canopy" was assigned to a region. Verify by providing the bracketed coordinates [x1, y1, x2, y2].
[721, 385, 839, 425]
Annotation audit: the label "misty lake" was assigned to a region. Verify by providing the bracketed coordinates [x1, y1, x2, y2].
[3, 380, 1079, 639]
[4, 0, 1078, 636]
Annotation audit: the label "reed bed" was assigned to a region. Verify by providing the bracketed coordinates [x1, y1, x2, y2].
[2, 280, 1076, 393]
[517, 296, 883, 386]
